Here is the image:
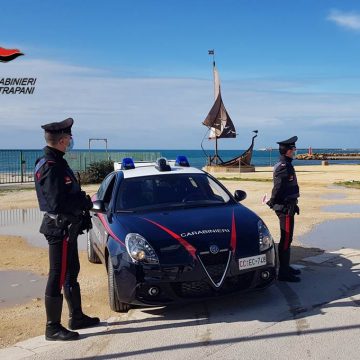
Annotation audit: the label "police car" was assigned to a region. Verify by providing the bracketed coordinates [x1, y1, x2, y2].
[87, 156, 276, 312]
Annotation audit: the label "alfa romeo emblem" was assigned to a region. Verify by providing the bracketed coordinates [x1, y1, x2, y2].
[209, 245, 219, 254]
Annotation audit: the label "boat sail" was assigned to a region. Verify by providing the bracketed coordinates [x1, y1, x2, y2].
[202, 50, 257, 167]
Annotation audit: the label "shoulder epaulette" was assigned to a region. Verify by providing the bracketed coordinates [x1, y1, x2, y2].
[34, 158, 57, 180]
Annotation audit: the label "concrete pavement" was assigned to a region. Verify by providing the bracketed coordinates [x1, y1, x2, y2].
[1, 248, 359, 360]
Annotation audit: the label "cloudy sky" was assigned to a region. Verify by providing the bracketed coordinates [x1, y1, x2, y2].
[1, 0, 360, 150]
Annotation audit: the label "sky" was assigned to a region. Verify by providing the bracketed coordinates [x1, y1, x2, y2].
[1, 0, 360, 150]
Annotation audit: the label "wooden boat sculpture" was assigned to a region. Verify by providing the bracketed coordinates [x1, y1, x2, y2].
[202, 50, 257, 167]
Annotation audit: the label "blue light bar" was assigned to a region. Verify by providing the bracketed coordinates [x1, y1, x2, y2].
[175, 155, 190, 167]
[121, 157, 135, 170]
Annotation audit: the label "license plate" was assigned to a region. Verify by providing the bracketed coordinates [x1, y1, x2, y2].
[239, 254, 267, 270]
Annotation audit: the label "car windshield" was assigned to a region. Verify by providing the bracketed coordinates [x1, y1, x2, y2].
[115, 173, 231, 211]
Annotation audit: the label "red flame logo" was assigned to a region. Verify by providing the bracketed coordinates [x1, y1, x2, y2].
[0, 47, 24, 63]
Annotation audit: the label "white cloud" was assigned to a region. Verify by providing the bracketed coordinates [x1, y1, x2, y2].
[0, 58, 360, 149]
[327, 9, 360, 31]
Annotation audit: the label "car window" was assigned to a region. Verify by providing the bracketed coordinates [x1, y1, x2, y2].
[103, 176, 116, 210]
[97, 173, 115, 201]
[116, 173, 231, 211]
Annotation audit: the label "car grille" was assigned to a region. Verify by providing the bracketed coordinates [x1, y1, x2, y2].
[198, 250, 229, 265]
[198, 249, 230, 285]
[171, 272, 254, 299]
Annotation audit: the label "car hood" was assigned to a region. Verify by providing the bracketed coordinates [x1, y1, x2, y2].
[113, 204, 262, 264]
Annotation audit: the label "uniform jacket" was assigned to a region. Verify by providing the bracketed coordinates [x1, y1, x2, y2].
[270, 155, 300, 205]
[35, 146, 89, 237]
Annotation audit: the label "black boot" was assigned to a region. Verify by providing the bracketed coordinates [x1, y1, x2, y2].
[45, 295, 79, 341]
[289, 265, 301, 275]
[278, 248, 301, 282]
[64, 283, 100, 330]
[278, 268, 301, 282]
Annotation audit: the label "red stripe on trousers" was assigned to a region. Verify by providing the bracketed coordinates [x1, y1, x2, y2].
[59, 236, 69, 290]
[284, 215, 290, 250]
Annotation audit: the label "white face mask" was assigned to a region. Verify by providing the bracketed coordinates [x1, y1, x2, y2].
[65, 137, 74, 152]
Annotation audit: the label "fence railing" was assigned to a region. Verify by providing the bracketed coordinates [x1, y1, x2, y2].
[0, 208, 43, 227]
[0, 150, 161, 184]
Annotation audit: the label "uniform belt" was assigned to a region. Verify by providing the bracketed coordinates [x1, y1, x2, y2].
[46, 212, 82, 223]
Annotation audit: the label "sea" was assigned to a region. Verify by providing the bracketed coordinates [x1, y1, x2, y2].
[0, 148, 360, 174]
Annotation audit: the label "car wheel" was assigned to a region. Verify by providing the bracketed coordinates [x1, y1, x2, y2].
[107, 257, 131, 313]
[87, 229, 101, 264]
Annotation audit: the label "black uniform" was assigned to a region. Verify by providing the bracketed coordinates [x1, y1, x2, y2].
[35, 146, 91, 296]
[35, 118, 98, 341]
[267, 136, 300, 282]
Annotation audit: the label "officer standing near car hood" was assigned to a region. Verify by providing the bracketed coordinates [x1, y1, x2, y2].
[267, 136, 301, 282]
[35, 118, 99, 341]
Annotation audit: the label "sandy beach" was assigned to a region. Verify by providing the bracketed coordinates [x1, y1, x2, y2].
[0, 164, 359, 348]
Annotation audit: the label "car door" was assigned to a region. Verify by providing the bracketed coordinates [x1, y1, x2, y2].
[92, 173, 116, 252]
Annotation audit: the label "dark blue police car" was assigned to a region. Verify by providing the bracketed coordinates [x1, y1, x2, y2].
[87, 157, 276, 312]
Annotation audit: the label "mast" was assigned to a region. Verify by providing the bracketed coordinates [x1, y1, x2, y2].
[209, 49, 219, 164]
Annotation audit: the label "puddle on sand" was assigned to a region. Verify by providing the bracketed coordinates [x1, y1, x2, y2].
[322, 204, 360, 213]
[0, 208, 87, 249]
[320, 193, 347, 200]
[326, 184, 345, 190]
[298, 218, 360, 251]
[0, 270, 46, 309]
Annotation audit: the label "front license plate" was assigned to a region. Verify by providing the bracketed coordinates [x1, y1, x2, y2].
[239, 254, 267, 270]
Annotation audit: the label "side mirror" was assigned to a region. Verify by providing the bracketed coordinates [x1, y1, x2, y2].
[91, 199, 105, 213]
[234, 190, 247, 202]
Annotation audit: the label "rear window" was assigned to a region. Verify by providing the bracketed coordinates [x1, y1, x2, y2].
[116, 173, 230, 211]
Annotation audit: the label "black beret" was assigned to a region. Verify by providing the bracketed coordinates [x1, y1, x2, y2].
[277, 136, 298, 147]
[41, 118, 74, 135]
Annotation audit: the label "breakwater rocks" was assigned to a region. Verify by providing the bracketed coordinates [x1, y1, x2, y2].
[296, 153, 360, 160]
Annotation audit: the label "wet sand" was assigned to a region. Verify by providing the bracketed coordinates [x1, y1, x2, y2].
[0, 270, 47, 309]
[0, 166, 359, 348]
[299, 218, 360, 250]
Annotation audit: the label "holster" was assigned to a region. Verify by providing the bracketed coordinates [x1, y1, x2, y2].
[273, 202, 299, 215]
[63, 214, 83, 243]
[273, 204, 285, 212]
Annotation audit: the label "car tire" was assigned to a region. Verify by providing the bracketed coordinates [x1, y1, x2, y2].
[87, 229, 101, 264]
[107, 257, 131, 313]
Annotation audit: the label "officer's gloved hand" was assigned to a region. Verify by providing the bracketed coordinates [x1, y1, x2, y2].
[295, 205, 300, 215]
[83, 194, 93, 211]
[266, 199, 274, 209]
[79, 210, 92, 233]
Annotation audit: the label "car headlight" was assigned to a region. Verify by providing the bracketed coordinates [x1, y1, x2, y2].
[258, 220, 273, 252]
[125, 233, 159, 264]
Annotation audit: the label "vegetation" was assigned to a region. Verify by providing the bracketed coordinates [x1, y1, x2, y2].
[0, 186, 34, 195]
[216, 177, 272, 182]
[334, 180, 360, 189]
[80, 160, 114, 184]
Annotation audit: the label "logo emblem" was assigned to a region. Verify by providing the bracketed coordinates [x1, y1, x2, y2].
[209, 245, 219, 255]
[0, 47, 24, 63]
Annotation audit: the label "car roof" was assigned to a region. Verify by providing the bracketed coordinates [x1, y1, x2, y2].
[114, 161, 205, 179]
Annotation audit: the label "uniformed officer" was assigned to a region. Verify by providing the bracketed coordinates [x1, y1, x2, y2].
[35, 118, 99, 341]
[267, 136, 301, 282]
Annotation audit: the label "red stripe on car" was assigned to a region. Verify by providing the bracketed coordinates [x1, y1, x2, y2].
[98, 213, 125, 246]
[143, 218, 197, 259]
[231, 210, 237, 254]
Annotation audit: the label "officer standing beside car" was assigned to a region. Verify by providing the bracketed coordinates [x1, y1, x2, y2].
[35, 118, 99, 341]
[267, 136, 301, 283]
